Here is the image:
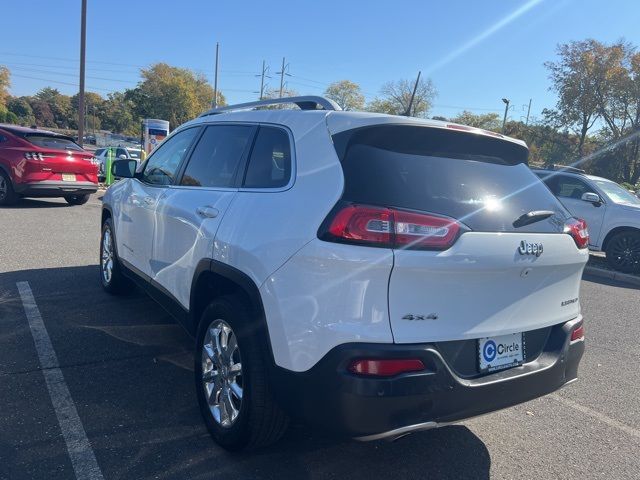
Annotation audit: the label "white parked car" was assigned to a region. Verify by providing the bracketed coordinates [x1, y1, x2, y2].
[534, 168, 640, 273]
[95, 146, 143, 181]
[100, 96, 587, 450]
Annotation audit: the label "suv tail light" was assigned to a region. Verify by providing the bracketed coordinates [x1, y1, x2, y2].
[348, 358, 425, 377]
[564, 218, 589, 249]
[322, 204, 463, 250]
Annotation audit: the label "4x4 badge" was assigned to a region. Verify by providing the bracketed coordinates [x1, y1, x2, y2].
[519, 240, 544, 257]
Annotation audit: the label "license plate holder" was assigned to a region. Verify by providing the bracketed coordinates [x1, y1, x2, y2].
[478, 333, 524, 372]
[62, 173, 76, 182]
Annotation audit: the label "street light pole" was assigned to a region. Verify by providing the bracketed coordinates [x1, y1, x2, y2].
[501, 98, 510, 133]
[78, 0, 87, 147]
[212, 42, 219, 108]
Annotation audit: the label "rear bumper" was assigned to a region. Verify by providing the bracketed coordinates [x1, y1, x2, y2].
[271, 317, 584, 439]
[14, 181, 98, 197]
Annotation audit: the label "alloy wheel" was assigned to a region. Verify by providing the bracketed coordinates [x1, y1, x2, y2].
[201, 319, 243, 427]
[101, 227, 114, 284]
[609, 234, 640, 271]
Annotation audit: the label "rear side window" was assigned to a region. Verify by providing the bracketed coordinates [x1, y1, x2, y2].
[180, 125, 254, 188]
[243, 127, 292, 188]
[95, 148, 105, 156]
[542, 174, 590, 199]
[23, 134, 83, 151]
[333, 125, 570, 233]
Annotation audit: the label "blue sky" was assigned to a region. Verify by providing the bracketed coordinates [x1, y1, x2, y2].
[2, 0, 639, 120]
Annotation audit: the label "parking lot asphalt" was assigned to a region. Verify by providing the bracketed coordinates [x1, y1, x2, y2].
[1, 195, 639, 480]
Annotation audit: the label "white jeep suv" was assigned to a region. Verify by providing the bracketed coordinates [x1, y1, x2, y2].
[534, 167, 640, 273]
[100, 96, 587, 450]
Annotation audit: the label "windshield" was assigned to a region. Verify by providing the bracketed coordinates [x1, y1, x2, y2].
[126, 149, 141, 159]
[22, 134, 83, 151]
[593, 179, 640, 205]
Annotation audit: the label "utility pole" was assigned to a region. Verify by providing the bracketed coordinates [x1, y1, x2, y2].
[525, 98, 532, 126]
[77, 0, 87, 147]
[256, 60, 270, 100]
[501, 98, 510, 133]
[404, 71, 421, 117]
[277, 57, 291, 98]
[212, 42, 219, 108]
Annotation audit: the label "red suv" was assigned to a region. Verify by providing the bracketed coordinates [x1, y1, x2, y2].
[0, 124, 99, 206]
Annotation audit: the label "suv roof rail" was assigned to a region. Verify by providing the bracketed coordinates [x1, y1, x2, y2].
[199, 96, 342, 117]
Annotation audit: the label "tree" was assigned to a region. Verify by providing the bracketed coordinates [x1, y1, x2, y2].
[324, 80, 365, 111]
[7, 96, 35, 125]
[34, 87, 73, 128]
[545, 40, 604, 156]
[0, 66, 10, 108]
[129, 63, 220, 129]
[71, 92, 104, 131]
[450, 111, 501, 131]
[102, 92, 137, 135]
[367, 76, 437, 117]
[28, 98, 55, 127]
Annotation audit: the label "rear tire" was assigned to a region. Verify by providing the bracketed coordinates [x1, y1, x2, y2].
[65, 194, 90, 205]
[605, 231, 640, 274]
[0, 170, 18, 206]
[195, 296, 289, 451]
[100, 218, 132, 294]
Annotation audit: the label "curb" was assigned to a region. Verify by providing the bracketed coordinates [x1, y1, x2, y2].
[583, 266, 640, 287]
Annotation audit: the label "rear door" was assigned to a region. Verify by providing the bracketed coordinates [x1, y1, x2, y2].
[539, 173, 605, 247]
[151, 124, 256, 309]
[333, 124, 588, 344]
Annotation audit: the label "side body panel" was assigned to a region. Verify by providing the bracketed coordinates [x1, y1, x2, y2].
[152, 186, 237, 308]
[260, 239, 395, 372]
[213, 114, 344, 287]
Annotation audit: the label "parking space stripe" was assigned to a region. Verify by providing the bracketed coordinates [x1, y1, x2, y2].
[17, 281, 105, 480]
[550, 393, 640, 441]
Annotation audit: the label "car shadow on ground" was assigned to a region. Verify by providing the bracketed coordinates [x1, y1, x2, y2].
[0, 265, 491, 480]
[1, 198, 72, 209]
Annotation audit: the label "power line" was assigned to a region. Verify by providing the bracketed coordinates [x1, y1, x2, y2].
[9, 73, 115, 92]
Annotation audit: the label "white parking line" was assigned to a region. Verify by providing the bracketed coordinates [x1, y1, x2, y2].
[550, 393, 640, 441]
[17, 281, 104, 480]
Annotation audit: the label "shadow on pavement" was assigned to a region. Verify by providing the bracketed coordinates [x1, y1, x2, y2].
[0, 198, 70, 209]
[0, 265, 491, 480]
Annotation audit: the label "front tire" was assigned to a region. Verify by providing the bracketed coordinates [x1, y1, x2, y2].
[65, 194, 90, 205]
[195, 296, 289, 451]
[606, 231, 640, 274]
[0, 170, 18, 206]
[100, 218, 132, 294]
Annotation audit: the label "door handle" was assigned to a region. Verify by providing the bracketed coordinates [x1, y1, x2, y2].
[196, 206, 219, 218]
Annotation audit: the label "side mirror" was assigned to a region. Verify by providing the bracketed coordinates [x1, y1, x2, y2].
[581, 192, 601, 204]
[118, 154, 127, 160]
[111, 159, 137, 178]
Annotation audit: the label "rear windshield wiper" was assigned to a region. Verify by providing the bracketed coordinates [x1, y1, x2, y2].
[512, 210, 555, 228]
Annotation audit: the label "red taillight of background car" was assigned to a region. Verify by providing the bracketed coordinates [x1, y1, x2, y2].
[323, 204, 463, 250]
[565, 218, 589, 249]
[348, 358, 426, 377]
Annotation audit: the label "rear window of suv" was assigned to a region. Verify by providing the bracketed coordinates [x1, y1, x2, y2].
[332, 125, 570, 233]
